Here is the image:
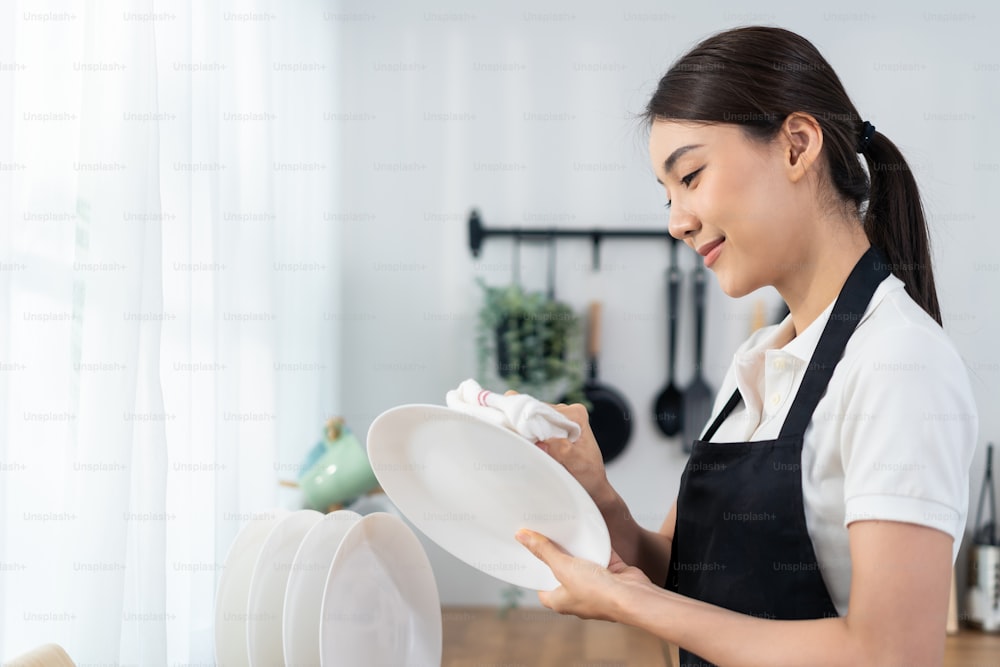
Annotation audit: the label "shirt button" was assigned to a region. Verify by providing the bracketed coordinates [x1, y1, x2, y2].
[773, 359, 786, 371]
[770, 393, 782, 407]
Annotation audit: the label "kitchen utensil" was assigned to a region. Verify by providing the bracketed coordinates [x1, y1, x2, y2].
[282, 510, 362, 667]
[967, 443, 999, 631]
[773, 300, 791, 325]
[580, 302, 632, 462]
[546, 236, 557, 301]
[299, 418, 379, 511]
[319, 512, 442, 665]
[653, 237, 684, 437]
[681, 265, 714, 453]
[751, 299, 767, 334]
[967, 544, 1000, 632]
[366, 404, 612, 590]
[947, 567, 959, 634]
[973, 443, 997, 546]
[512, 234, 522, 286]
[214, 510, 288, 666]
[246, 510, 324, 666]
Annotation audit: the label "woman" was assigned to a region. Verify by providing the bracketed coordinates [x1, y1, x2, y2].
[515, 26, 978, 666]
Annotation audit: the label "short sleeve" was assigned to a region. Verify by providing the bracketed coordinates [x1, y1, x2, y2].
[839, 323, 978, 550]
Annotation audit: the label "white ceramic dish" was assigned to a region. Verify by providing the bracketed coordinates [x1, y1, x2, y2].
[319, 512, 442, 666]
[282, 510, 362, 667]
[246, 509, 324, 666]
[366, 404, 611, 590]
[215, 509, 289, 666]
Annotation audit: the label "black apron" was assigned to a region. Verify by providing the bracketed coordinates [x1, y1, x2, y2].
[666, 247, 890, 667]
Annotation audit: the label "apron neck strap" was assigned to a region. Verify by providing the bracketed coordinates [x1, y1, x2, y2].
[777, 246, 891, 438]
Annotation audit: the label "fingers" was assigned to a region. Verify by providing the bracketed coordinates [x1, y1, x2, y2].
[540, 436, 605, 476]
[551, 401, 584, 416]
[515, 529, 569, 568]
[539, 436, 574, 459]
[551, 403, 592, 433]
[537, 588, 563, 612]
[517, 530, 572, 612]
[607, 549, 629, 573]
[515, 528, 545, 560]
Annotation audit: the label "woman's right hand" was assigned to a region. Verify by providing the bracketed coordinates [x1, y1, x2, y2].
[506, 391, 672, 580]
[506, 391, 612, 503]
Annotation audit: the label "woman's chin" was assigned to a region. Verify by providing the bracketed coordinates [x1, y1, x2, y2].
[712, 270, 763, 300]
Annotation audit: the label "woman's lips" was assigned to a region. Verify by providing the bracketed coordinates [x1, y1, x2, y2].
[698, 239, 725, 268]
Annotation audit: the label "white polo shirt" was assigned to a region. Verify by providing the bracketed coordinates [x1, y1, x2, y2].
[705, 273, 978, 616]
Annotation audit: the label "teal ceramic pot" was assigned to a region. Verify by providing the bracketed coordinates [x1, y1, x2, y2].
[299, 419, 379, 510]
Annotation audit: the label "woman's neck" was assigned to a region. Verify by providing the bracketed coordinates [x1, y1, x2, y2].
[776, 222, 871, 338]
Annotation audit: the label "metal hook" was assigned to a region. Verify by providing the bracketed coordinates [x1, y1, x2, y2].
[591, 233, 602, 271]
[546, 235, 557, 300]
[511, 234, 521, 287]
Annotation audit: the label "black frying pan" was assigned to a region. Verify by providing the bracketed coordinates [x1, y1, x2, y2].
[569, 301, 632, 463]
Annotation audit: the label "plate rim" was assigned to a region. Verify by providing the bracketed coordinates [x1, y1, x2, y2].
[281, 509, 363, 666]
[214, 509, 290, 665]
[245, 508, 324, 666]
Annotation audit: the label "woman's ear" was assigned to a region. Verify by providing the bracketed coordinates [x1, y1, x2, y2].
[781, 112, 824, 182]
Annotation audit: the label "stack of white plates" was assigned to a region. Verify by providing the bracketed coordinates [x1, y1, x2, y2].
[214, 506, 441, 666]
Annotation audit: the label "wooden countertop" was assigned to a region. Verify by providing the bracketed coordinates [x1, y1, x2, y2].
[442, 606, 669, 666]
[944, 628, 1000, 666]
[442, 607, 1000, 666]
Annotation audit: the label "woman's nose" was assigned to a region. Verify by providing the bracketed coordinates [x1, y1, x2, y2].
[668, 205, 700, 240]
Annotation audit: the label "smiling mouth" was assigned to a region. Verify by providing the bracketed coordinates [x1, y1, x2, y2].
[696, 238, 725, 257]
[698, 238, 725, 268]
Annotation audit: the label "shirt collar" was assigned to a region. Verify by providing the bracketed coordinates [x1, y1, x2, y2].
[773, 272, 905, 362]
[729, 273, 904, 427]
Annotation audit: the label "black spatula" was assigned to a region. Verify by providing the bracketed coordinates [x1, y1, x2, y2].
[682, 264, 714, 453]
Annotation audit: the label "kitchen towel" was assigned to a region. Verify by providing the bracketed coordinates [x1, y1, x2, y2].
[445, 379, 582, 442]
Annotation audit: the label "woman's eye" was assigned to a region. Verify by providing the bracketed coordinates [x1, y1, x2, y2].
[665, 200, 672, 210]
[681, 167, 704, 187]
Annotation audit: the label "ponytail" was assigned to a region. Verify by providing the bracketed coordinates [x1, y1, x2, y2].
[861, 131, 941, 325]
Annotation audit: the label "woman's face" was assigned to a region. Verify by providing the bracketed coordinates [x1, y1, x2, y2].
[648, 120, 808, 298]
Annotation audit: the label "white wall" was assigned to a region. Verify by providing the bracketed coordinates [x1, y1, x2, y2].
[331, 0, 1000, 606]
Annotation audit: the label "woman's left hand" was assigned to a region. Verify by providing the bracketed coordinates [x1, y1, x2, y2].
[516, 528, 653, 622]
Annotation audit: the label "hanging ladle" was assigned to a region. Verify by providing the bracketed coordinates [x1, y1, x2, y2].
[653, 236, 684, 437]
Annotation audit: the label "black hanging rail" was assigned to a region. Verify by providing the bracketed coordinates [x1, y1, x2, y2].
[468, 209, 673, 270]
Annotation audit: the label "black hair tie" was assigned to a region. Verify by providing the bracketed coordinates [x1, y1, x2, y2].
[857, 120, 876, 154]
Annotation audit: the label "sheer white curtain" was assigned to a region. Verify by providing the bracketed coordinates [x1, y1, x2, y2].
[1, 0, 340, 662]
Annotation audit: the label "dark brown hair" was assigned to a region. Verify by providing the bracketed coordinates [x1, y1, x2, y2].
[645, 26, 941, 324]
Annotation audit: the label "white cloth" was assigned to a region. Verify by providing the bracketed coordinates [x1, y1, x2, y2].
[445, 379, 582, 442]
[703, 273, 978, 616]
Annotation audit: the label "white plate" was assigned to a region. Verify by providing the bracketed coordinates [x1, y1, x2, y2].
[282, 510, 362, 667]
[319, 512, 442, 667]
[246, 509, 324, 666]
[215, 509, 289, 666]
[366, 404, 611, 591]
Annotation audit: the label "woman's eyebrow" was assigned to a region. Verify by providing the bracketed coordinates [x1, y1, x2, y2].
[663, 144, 703, 176]
[656, 144, 704, 184]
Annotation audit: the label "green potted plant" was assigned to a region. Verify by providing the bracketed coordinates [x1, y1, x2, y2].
[476, 279, 585, 404]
